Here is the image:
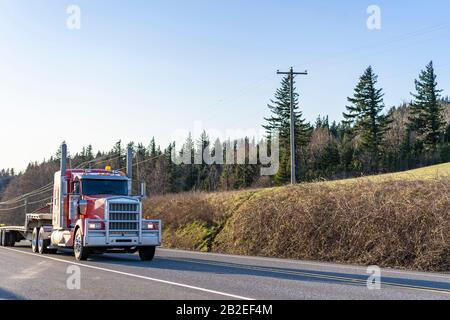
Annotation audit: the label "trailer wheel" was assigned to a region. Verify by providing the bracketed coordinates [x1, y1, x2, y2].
[31, 227, 39, 253]
[138, 246, 156, 261]
[2, 231, 15, 247]
[74, 228, 89, 261]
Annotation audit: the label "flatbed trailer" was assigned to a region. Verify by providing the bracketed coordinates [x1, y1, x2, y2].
[0, 213, 52, 247]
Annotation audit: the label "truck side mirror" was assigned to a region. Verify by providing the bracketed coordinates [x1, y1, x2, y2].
[140, 182, 147, 199]
[78, 200, 88, 215]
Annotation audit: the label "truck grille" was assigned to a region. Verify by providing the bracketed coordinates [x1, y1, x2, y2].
[108, 202, 140, 232]
[110, 222, 139, 231]
[109, 203, 138, 213]
[109, 212, 139, 221]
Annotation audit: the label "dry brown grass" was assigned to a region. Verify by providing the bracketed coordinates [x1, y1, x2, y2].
[144, 178, 450, 272]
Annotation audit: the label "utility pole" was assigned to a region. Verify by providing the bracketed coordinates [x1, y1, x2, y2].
[277, 67, 308, 184]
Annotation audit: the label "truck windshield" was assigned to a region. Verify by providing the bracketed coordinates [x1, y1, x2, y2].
[81, 179, 128, 196]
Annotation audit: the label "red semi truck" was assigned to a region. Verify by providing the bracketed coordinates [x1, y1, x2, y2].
[0, 143, 161, 261]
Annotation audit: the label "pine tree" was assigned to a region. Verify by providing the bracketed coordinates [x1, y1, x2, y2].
[112, 140, 123, 169]
[179, 133, 196, 190]
[408, 61, 444, 151]
[149, 137, 157, 157]
[344, 66, 391, 172]
[194, 131, 210, 190]
[263, 76, 311, 184]
[163, 143, 177, 193]
[135, 143, 147, 185]
[321, 139, 340, 173]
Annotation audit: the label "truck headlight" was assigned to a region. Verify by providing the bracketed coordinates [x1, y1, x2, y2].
[88, 223, 104, 230]
[143, 222, 159, 231]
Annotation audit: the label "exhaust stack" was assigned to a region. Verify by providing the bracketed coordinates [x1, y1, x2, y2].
[59, 142, 67, 229]
[126, 145, 133, 195]
[60, 142, 67, 175]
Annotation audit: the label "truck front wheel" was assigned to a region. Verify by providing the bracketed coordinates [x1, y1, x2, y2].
[74, 228, 89, 261]
[31, 227, 39, 253]
[138, 246, 156, 261]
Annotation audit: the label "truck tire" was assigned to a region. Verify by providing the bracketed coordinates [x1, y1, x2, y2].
[2, 231, 14, 247]
[138, 246, 156, 261]
[31, 227, 39, 253]
[38, 227, 51, 254]
[74, 228, 89, 261]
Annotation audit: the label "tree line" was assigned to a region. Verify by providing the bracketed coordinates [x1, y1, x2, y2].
[0, 61, 449, 216]
[0, 169, 14, 197]
[265, 61, 449, 183]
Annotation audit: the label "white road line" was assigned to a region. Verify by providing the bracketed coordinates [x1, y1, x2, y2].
[165, 257, 450, 295]
[0, 247, 254, 301]
[158, 248, 450, 280]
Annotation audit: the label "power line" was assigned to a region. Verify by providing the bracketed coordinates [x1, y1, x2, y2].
[0, 154, 123, 207]
[0, 184, 53, 206]
[27, 196, 52, 206]
[0, 197, 52, 214]
[118, 154, 165, 172]
[74, 154, 122, 169]
[0, 203, 26, 212]
[293, 22, 450, 72]
[92, 155, 123, 167]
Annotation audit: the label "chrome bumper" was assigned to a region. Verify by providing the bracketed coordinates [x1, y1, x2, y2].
[84, 219, 161, 248]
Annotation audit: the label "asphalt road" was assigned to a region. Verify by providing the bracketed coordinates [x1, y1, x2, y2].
[0, 243, 449, 300]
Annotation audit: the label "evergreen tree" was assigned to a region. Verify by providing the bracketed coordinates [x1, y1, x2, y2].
[179, 133, 196, 190]
[344, 66, 391, 172]
[78, 145, 94, 166]
[408, 61, 444, 150]
[219, 140, 234, 190]
[194, 131, 210, 190]
[111, 140, 123, 169]
[315, 115, 329, 129]
[149, 137, 157, 157]
[135, 143, 147, 184]
[320, 139, 340, 173]
[163, 143, 177, 193]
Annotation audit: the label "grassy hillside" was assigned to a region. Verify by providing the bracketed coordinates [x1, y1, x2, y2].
[333, 162, 450, 184]
[144, 163, 450, 272]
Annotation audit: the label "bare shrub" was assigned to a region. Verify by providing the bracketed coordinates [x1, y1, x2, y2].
[146, 179, 450, 272]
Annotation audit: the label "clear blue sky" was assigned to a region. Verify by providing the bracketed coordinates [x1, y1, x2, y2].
[0, 0, 449, 171]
